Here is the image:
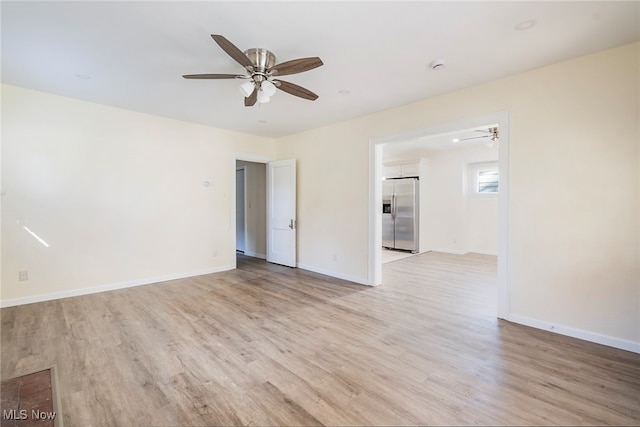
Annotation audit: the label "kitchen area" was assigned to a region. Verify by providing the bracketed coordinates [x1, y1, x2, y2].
[382, 126, 500, 263]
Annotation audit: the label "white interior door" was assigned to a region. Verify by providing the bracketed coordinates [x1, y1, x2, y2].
[267, 159, 296, 267]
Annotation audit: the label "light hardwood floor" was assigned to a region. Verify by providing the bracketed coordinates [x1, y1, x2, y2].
[381, 248, 416, 264]
[2, 252, 639, 425]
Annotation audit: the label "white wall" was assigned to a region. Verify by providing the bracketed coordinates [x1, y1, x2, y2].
[421, 145, 499, 255]
[1, 84, 275, 305]
[236, 160, 267, 259]
[277, 43, 640, 349]
[467, 195, 498, 255]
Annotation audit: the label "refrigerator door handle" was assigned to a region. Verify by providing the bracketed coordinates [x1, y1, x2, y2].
[392, 193, 396, 220]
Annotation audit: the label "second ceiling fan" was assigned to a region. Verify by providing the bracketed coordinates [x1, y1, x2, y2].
[183, 34, 323, 106]
[454, 127, 499, 143]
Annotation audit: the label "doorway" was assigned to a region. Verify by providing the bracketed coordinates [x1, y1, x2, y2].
[235, 160, 267, 260]
[382, 125, 500, 258]
[236, 166, 246, 253]
[369, 112, 510, 319]
[231, 156, 298, 270]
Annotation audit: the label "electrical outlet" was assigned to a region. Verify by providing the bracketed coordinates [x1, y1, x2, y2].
[332, 254, 338, 262]
[19, 271, 28, 281]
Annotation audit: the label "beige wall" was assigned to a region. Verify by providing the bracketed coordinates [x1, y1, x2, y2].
[2, 42, 638, 350]
[277, 121, 371, 283]
[277, 42, 639, 347]
[1, 84, 275, 304]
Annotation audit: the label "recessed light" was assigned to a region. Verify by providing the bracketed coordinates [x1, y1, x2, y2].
[452, 138, 460, 143]
[515, 19, 537, 31]
[74, 73, 91, 80]
[338, 89, 351, 95]
[258, 119, 267, 124]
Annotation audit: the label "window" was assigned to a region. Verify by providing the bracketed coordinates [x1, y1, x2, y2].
[469, 162, 499, 195]
[477, 169, 499, 193]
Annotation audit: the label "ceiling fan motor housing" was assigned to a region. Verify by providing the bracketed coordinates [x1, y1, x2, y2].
[244, 48, 276, 76]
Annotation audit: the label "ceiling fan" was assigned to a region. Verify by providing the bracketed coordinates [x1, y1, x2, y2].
[453, 127, 499, 145]
[183, 34, 323, 107]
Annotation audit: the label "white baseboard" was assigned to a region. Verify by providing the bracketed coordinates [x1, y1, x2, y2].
[467, 249, 498, 256]
[297, 263, 370, 286]
[506, 313, 640, 354]
[0, 265, 234, 308]
[427, 248, 497, 256]
[429, 248, 468, 255]
[243, 251, 266, 259]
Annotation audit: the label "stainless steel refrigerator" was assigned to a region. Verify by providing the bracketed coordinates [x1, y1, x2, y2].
[382, 178, 419, 252]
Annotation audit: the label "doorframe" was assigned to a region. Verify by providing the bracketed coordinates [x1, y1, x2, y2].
[235, 165, 247, 254]
[368, 111, 511, 319]
[231, 153, 274, 270]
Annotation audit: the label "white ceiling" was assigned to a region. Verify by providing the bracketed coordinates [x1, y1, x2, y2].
[2, 1, 639, 138]
[383, 124, 500, 162]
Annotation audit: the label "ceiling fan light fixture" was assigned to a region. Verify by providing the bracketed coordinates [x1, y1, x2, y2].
[239, 81, 255, 97]
[486, 128, 499, 147]
[262, 80, 277, 97]
[257, 90, 271, 104]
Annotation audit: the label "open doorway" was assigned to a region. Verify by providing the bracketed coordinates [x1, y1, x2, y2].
[235, 160, 267, 260]
[382, 124, 500, 261]
[369, 112, 510, 319]
[236, 166, 246, 253]
[231, 156, 298, 270]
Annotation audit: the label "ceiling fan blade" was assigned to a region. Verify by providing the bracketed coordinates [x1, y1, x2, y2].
[211, 34, 254, 69]
[245, 88, 258, 107]
[270, 57, 323, 76]
[459, 135, 490, 141]
[273, 79, 319, 101]
[182, 74, 243, 79]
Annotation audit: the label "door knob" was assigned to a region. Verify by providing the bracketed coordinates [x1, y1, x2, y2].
[289, 219, 295, 229]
